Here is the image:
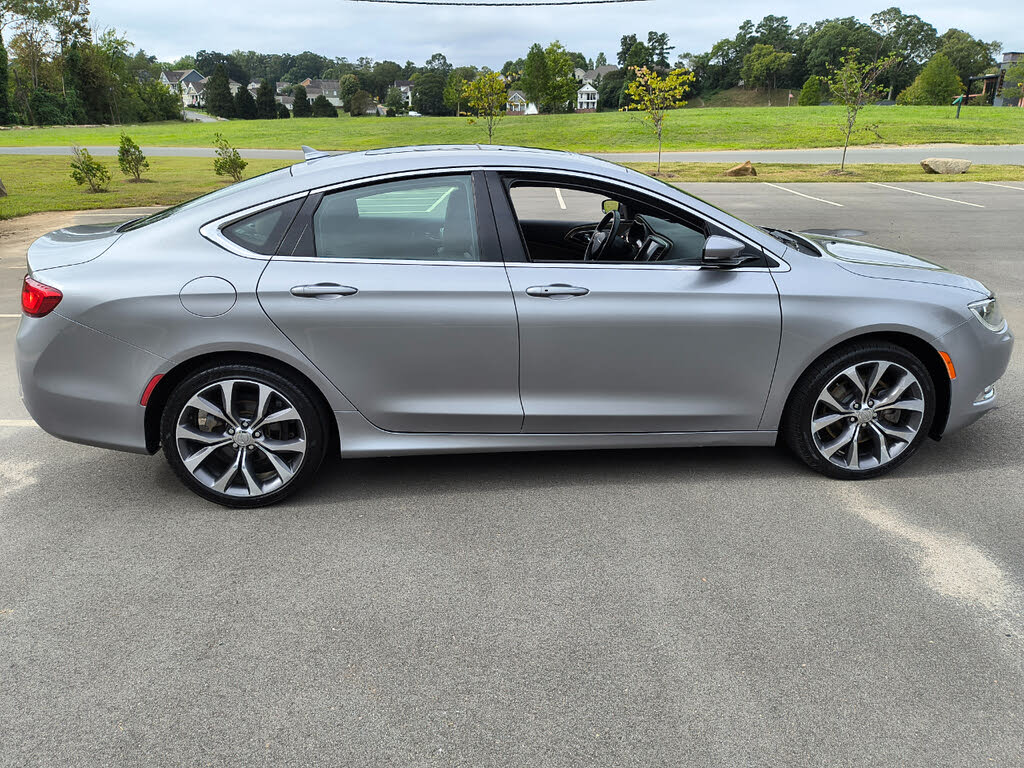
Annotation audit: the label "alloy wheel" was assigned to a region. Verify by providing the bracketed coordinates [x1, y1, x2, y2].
[810, 360, 926, 471]
[175, 378, 307, 498]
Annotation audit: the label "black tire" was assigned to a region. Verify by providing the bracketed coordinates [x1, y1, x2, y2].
[782, 341, 936, 480]
[160, 363, 329, 507]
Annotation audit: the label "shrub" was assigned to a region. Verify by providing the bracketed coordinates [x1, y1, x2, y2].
[70, 145, 111, 192]
[117, 132, 149, 182]
[292, 85, 312, 117]
[234, 87, 258, 119]
[347, 89, 374, 116]
[798, 75, 822, 106]
[311, 94, 338, 117]
[212, 132, 247, 182]
[276, 102, 291, 118]
[255, 79, 277, 119]
[896, 54, 964, 105]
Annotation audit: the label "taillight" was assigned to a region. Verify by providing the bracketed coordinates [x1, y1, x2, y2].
[21, 276, 63, 317]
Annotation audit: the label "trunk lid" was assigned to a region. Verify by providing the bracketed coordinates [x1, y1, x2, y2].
[26, 224, 124, 273]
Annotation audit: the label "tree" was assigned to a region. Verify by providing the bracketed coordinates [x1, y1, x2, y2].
[464, 70, 506, 143]
[826, 49, 899, 171]
[275, 101, 290, 118]
[116, 132, 148, 181]
[424, 52, 452, 78]
[754, 15, 795, 51]
[623, 66, 694, 174]
[937, 28, 1000, 86]
[646, 31, 673, 69]
[519, 43, 549, 108]
[233, 86, 257, 119]
[338, 73, 359, 105]
[802, 18, 883, 77]
[0, 30, 12, 124]
[204, 63, 234, 118]
[625, 41, 653, 70]
[384, 85, 405, 115]
[69, 145, 110, 191]
[311, 93, 337, 117]
[595, 52, 607, 68]
[212, 132, 246, 182]
[346, 88, 373, 116]
[412, 70, 445, 115]
[740, 44, 791, 103]
[871, 8, 937, 99]
[896, 53, 963, 105]
[255, 78, 276, 119]
[617, 34, 637, 67]
[291, 84, 311, 117]
[597, 67, 626, 110]
[798, 75, 822, 105]
[195, 50, 249, 87]
[444, 66, 475, 115]
[520, 41, 578, 113]
[1000, 62, 1024, 103]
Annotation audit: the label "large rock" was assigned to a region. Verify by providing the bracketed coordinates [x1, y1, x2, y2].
[724, 161, 757, 177]
[920, 157, 972, 175]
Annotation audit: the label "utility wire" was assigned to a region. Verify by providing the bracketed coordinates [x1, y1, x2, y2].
[346, 0, 649, 6]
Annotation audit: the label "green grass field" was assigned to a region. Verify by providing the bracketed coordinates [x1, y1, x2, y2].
[3, 155, 1022, 221]
[1, 105, 1021, 152]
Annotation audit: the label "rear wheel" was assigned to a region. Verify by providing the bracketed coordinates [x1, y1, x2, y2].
[783, 342, 936, 479]
[160, 364, 328, 507]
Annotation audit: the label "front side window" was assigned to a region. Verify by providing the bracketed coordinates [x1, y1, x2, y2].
[312, 174, 479, 261]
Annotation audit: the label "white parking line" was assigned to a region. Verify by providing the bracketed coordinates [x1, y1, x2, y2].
[976, 181, 1024, 191]
[554, 188, 567, 210]
[762, 182, 843, 207]
[0, 314, 21, 318]
[868, 182, 985, 208]
[0, 419, 37, 427]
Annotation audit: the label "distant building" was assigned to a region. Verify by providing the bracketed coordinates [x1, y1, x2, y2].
[996, 52, 1023, 106]
[576, 83, 598, 112]
[160, 69, 204, 89]
[393, 80, 414, 107]
[300, 78, 343, 107]
[573, 65, 618, 85]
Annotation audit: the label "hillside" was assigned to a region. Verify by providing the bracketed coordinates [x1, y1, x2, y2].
[686, 87, 802, 108]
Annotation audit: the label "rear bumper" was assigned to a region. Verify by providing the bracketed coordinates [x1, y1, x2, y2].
[15, 312, 165, 454]
[936, 317, 1014, 435]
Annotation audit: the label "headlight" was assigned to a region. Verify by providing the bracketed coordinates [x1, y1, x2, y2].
[968, 296, 1006, 332]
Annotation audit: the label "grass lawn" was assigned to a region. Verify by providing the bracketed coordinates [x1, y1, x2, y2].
[3, 155, 1022, 221]
[0, 105, 1021, 152]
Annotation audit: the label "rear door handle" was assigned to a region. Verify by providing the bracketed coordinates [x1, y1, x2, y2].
[525, 284, 589, 298]
[290, 283, 358, 298]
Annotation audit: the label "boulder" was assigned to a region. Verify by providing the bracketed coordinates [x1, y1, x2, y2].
[920, 157, 972, 175]
[724, 161, 757, 177]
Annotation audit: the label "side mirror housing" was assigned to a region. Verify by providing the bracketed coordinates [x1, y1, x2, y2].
[703, 235, 754, 268]
[601, 199, 620, 213]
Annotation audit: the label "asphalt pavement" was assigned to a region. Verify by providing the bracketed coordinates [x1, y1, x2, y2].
[2, 143, 1023, 164]
[1, 183, 1022, 766]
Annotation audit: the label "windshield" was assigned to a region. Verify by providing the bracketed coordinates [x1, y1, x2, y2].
[118, 166, 293, 232]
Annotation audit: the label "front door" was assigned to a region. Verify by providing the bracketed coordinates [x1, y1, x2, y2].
[257, 172, 523, 434]
[496, 176, 782, 434]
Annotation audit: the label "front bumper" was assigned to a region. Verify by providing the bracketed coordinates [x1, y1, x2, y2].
[936, 316, 1014, 436]
[16, 312, 165, 454]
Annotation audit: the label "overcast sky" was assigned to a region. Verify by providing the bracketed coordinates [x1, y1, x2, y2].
[90, 0, 1020, 68]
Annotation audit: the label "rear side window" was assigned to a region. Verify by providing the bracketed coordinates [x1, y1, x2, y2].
[311, 175, 479, 261]
[222, 198, 303, 255]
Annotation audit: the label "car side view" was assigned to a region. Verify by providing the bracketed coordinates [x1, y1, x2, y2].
[16, 145, 1013, 506]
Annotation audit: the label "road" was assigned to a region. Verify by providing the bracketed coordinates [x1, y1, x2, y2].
[1, 183, 1022, 766]
[2, 143, 1023, 164]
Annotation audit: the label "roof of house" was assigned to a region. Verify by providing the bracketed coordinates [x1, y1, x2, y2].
[161, 69, 197, 84]
[576, 65, 618, 81]
[507, 90, 527, 101]
[305, 79, 340, 90]
[394, 79, 414, 88]
[578, 83, 598, 93]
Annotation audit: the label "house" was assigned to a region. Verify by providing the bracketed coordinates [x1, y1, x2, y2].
[160, 69, 204, 90]
[576, 83, 598, 112]
[182, 80, 206, 108]
[275, 95, 295, 111]
[995, 52, 1023, 106]
[228, 80, 243, 96]
[393, 80, 414, 107]
[300, 78, 343, 106]
[573, 65, 617, 85]
[506, 89, 539, 115]
[276, 81, 291, 94]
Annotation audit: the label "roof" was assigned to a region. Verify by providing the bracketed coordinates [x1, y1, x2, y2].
[394, 79, 414, 88]
[578, 83, 598, 93]
[507, 90, 527, 101]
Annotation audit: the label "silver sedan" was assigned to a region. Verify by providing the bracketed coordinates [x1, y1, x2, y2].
[16, 146, 1013, 506]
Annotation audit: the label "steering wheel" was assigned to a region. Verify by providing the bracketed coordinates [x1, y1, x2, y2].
[585, 210, 621, 262]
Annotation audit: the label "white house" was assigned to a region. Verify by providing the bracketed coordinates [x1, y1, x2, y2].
[393, 80, 414, 107]
[160, 69, 204, 89]
[506, 89, 538, 115]
[300, 78, 343, 107]
[573, 65, 617, 85]
[576, 83, 598, 112]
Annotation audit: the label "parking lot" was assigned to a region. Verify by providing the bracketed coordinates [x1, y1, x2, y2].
[1, 182, 1022, 766]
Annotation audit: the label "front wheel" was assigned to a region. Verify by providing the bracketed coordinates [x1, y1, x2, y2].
[160, 364, 329, 507]
[783, 342, 936, 479]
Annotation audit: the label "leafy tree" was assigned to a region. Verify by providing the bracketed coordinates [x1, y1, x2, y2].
[311, 93, 337, 117]
[623, 66, 694, 174]
[464, 70, 506, 143]
[826, 49, 899, 171]
[0, 30, 12, 124]
[384, 85, 405, 115]
[195, 50, 249, 87]
[255, 78, 276, 119]
[443, 71, 468, 115]
[871, 8, 937, 99]
[798, 75, 822, 105]
[371, 59, 402, 99]
[291, 84, 311, 116]
[625, 41, 653, 70]
[802, 18, 883, 77]
[896, 53, 963, 105]
[740, 44, 791, 102]
[520, 41, 579, 113]
[212, 132, 246, 182]
[233, 85, 257, 119]
[595, 52, 607, 68]
[412, 70, 445, 115]
[617, 34, 638, 67]
[69, 145, 110, 192]
[646, 31, 673, 69]
[338, 73, 360, 105]
[754, 15, 795, 51]
[204, 64, 235, 118]
[937, 28, 1000, 86]
[275, 101, 290, 118]
[424, 52, 452, 78]
[347, 89, 373, 116]
[1000, 62, 1024, 103]
[501, 57, 525, 76]
[117, 132, 148, 181]
[597, 67, 626, 110]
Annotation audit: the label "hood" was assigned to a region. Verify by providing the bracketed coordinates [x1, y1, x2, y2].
[799, 233, 990, 297]
[27, 224, 124, 272]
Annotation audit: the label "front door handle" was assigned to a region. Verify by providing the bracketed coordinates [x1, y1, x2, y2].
[290, 283, 358, 298]
[525, 284, 589, 298]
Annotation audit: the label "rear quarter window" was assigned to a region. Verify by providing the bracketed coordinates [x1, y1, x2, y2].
[222, 198, 303, 255]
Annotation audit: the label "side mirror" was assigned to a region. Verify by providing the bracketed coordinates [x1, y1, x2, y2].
[601, 199, 620, 213]
[702, 235, 752, 267]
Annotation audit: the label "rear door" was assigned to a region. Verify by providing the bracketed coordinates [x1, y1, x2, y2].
[256, 172, 523, 434]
